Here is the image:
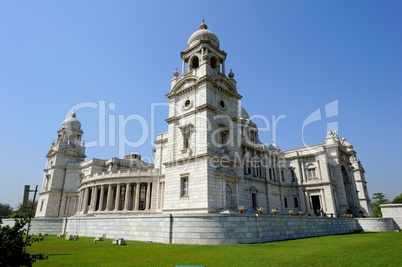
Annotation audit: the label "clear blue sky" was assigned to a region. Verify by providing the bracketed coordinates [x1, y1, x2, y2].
[1, 1, 401, 208]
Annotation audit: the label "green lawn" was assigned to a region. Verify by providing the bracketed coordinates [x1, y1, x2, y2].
[29, 232, 402, 267]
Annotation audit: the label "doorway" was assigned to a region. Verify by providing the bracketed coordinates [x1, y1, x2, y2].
[311, 195, 321, 215]
[226, 184, 233, 209]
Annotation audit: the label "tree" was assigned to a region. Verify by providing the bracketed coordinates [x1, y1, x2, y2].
[11, 200, 37, 218]
[372, 192, 389, 217]
[0, 218, 47, 266]
[0, 203, 13, 218]
[392, 193, 402, 204]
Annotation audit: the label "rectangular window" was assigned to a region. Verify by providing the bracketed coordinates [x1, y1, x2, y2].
[249, 130, 257, 142]
[252, 193, 257, 211]
[291, 170, 296, 181]
[284, 197, 288, 208]
[281, 170, 285, 182]
[183, 130, 190, 149]
[294, 197, 299, 208]
[181, 176, 189, 197]
[269, 168, 272, 180]
[256, 162, 261, 178]
[307, 168, 317, 178]
[40, 200, 44, 212]
[220, 131, 228, 145]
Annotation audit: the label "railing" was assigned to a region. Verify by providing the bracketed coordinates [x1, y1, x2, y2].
[82, 169, 156, 183]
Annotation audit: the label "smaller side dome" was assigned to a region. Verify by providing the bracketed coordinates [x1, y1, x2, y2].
[62, 112, 82, 131]
[268, 140, 281, 151]
[239, 105, 250, 119]
[187, 19, 220, 48]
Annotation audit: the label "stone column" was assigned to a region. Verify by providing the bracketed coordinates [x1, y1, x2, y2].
[300, 161, 306, 183]
[317, 159, 323, 180]
[124, 183, 130, 211]
[132, 184, 136, 211]
[222, 60, 226, 76]
[82, 188, 89, 213]
[114, 184, 121, 211]
[77, 190, 84, 213]
[146, 182, 151, 210]
[81, 190, 87, 213]
[304, 191, 310, 212]
[88, 187, 94, 212]
[91, 186, 98, 212]
[106, 184, 112, 211]
[134, 183, 140, 211]
[158, 182, 164, 210]
[98, 185, 105, 211]
[298, 186, 306, 212]
[321, 188, 327, 211]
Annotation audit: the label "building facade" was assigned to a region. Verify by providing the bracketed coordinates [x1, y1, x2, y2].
[36, 20, 372, 218]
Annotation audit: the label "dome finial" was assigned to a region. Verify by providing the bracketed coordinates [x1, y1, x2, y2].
[229, 69, 235, 79]
[173, 68, 179, 77]
[200, 19, 208, 30]
[71, 110, 76, 118]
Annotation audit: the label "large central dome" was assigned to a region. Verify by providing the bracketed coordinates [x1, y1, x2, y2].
[187, 19, 220, 48]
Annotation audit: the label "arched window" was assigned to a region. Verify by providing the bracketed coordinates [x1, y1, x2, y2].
[190, 56, 199, 69]
[210, 57, 217, 69]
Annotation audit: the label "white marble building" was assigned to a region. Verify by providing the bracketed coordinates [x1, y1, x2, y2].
[35, 20, 372, 218]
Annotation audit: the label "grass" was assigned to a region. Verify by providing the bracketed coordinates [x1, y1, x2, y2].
[29, 232, 402, 267]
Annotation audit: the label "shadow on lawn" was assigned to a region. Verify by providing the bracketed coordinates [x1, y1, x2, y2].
[47, 253, 71, 256]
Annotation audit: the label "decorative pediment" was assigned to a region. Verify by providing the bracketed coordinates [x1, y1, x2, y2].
[249, 186, 258, 194]
[214, 76, 237, 94]
[213, 76, 239, 97]
[168, 76, 199, 96]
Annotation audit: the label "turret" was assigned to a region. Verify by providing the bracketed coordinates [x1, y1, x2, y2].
[35, 112, 86, 218]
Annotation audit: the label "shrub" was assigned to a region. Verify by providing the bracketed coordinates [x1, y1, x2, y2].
[0, 218, 47, 266]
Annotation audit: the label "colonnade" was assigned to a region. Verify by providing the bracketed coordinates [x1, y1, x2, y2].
[77, 182, 152, 214]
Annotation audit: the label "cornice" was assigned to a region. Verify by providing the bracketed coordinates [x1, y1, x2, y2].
[163, 152, 242, 167]
[154, 137, 168, 144]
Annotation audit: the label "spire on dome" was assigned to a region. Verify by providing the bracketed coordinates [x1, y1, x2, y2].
[200, 19, 208, 29]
